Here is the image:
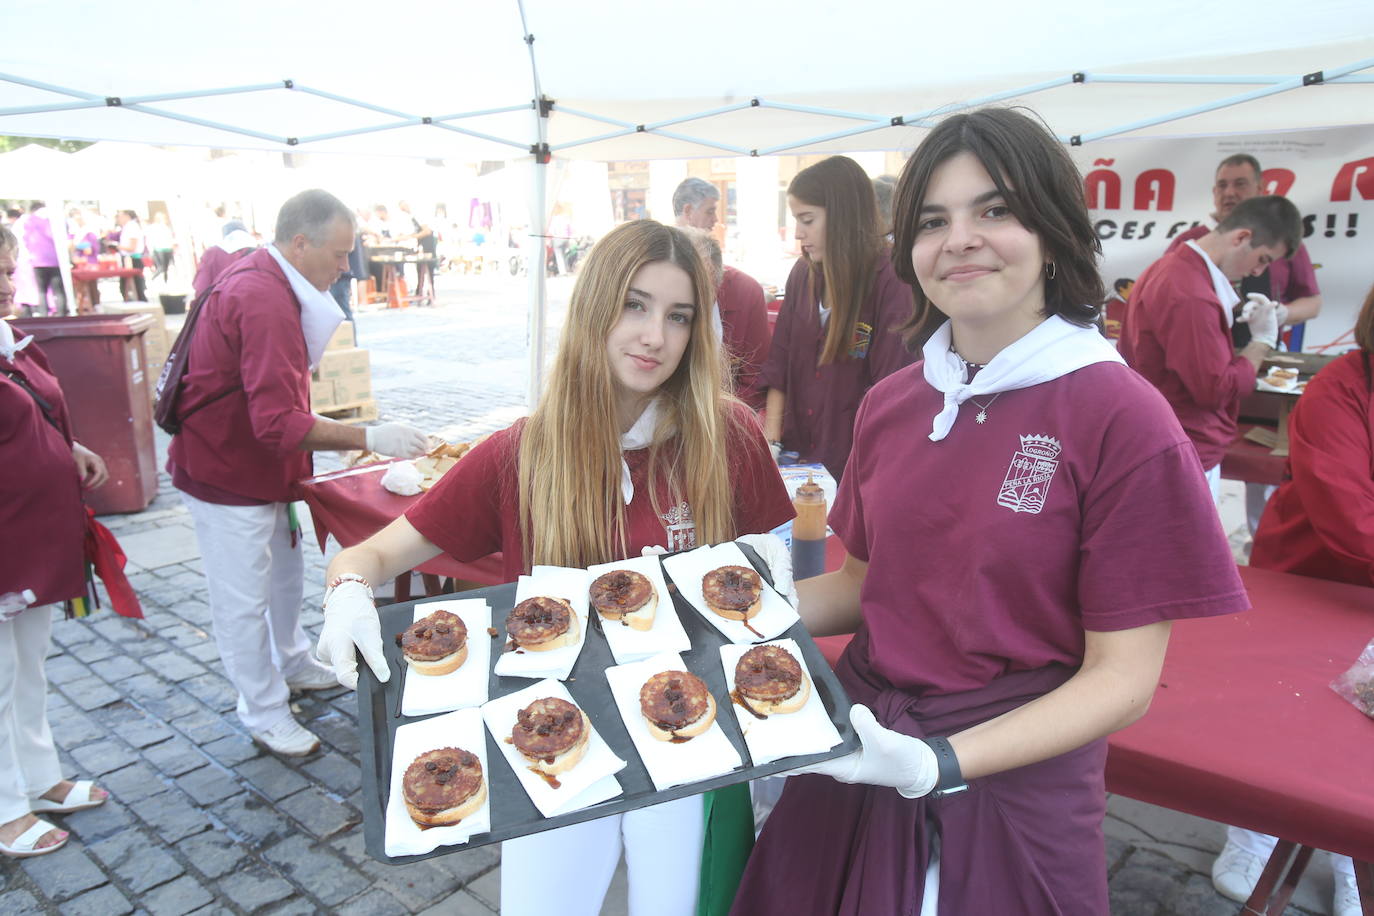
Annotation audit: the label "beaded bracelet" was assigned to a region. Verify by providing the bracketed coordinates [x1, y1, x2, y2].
[324, 573, 373, 604]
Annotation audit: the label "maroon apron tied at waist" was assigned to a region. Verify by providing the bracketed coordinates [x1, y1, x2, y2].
[733, 633, 1110, 916]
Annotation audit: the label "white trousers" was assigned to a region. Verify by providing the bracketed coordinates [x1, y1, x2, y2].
[0, 608, 63, 823]
[1226, 826, 1357, 883]
[1245, 483, 1277, 535]
[500, 796, 704, 916]
[1205, 464, 1222, 507]
[181, 493, 312, 732]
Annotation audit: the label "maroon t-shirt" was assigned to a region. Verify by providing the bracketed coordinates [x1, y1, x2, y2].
[831, 359, 1247, 696]
[760, 256, 915, 479]
[1, 339, 86, 605]
[717, 265, 770, 410]
[1120, 244, 1257, 470]
[167, 249, 316, 505]
[406, 404, 795, 582]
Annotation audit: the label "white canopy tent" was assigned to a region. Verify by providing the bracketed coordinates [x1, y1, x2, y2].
[4, 0, 1373, 395]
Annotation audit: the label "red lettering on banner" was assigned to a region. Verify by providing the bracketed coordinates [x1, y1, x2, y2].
[1331, 158, 1374, 202]
[1262, 168, 1295, 197]
[1132, 170, 1175, 211]
[1084, 169, 1122, 210]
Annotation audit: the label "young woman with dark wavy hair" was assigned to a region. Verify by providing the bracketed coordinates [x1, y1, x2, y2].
[734, 108, 1247, 915]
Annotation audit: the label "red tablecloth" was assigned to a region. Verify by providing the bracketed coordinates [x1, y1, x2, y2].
[1219, 422, 1287, 486]
[299, 461, 504, 585]
[1108, 565, 1374, 862]
[810, 563, 1374, 861]
[71, 265, 143, 282]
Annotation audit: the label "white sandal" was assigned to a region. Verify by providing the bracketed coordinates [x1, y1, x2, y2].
[30, 779, 106, 814]
[0, 819, 68, 858]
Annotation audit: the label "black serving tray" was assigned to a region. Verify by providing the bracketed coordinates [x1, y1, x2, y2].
[358, 543, 858, 864]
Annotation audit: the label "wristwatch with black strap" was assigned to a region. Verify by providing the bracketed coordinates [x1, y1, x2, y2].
[921, 736, 969, 798]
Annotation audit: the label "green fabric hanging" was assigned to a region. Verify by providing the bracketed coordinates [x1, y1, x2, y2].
[697, 785, 755, 916]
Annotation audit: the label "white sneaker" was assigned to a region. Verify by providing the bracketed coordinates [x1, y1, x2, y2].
[1211, 839, 1265, 903]
[1333, 862, 1360, 916]
[286, 663, 340, 692]
[250, 717, 321, 757]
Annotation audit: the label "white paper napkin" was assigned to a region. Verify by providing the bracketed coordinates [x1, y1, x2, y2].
[400, 600, 492, 717]
[718, 639, 843, 766]
[604, 652, 744, 791]
[661, 542, 800, 644]
[584, 555, 692, 664]
[385, 707, 491, 857]
[481, 678, 627, 818]
[1256, 376, 1300, 394]
[493, 567, 591, 681]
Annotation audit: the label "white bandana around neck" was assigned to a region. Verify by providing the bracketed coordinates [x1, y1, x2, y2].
[220, 230, 256, 254]
[1184, 240, 1240, 327]
[620, 397, 675, 505]
[265, 244, 345, 369]
[922, 314, 1125, 441]
[0, 317, 34, 362]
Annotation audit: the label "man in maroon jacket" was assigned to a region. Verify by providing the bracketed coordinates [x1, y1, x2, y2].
[1166, 154, 1322, 340]
[169, 190, 427, 756]
[1120, 195, 1301, 503]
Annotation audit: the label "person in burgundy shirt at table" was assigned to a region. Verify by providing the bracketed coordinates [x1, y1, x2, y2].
[732, 108, 1248, 916]
[191, 219, 257, 296]
[1166, 153, 1324, 533]
[1212, 283, 1374, 916]
[1166, 154, 1323, 347]
[1120, 195, 1299, 504]
[167, 190, 428, 758]
[682, 227, 772, 411]
[673, 178, 772, 410]
[761, 155, 916, 481]
[317, 220, 795, 916]
[0, 225, 112, 858]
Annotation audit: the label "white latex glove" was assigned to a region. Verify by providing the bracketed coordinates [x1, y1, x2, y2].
[1246, 296, 1280, 349]
[736, 533, 796, 607]
[768, 441, 782, 463]
[366, 422, 428, 458]
[640, 545, 667, 557]
[788, 705, 939, 799]
[1244, 292, 1290, 330]
[316, 580, 390, 690]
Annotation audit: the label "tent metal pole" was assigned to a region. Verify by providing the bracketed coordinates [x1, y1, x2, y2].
[550, 106, 637, 128]
[528, 156, 548, 405]
[1076, 56, 1374, 143]
[756, 100, 889, 122]
[1088, 72, 1374, 84]
[550, 128, 637, 152]
[519, 0, 549, 406]
[900, 75, 1076, 121]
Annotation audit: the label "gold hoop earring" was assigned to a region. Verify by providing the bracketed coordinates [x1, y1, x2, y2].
[1046, 262, 1057, 280]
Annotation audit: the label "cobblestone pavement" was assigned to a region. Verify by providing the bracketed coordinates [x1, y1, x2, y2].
[0, 273, 1339, 914]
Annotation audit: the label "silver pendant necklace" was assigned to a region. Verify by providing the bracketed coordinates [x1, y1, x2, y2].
[952, 346, 1000, 424]
[968, 393, 1002, 424]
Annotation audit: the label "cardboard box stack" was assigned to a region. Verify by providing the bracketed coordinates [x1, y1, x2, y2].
[311, 322, 378, 422]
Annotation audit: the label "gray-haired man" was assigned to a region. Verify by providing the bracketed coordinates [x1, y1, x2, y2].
[672, 177, 720, 231]
[168, 189, 428, 756]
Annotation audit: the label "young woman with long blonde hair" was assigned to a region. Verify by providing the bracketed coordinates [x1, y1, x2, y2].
[318, 219, 793, 916]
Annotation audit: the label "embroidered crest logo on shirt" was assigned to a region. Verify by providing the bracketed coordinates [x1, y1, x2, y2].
[848, 321, 873, 358]
[660, 501, 697, 552]
[997, 434, 1062, 515]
